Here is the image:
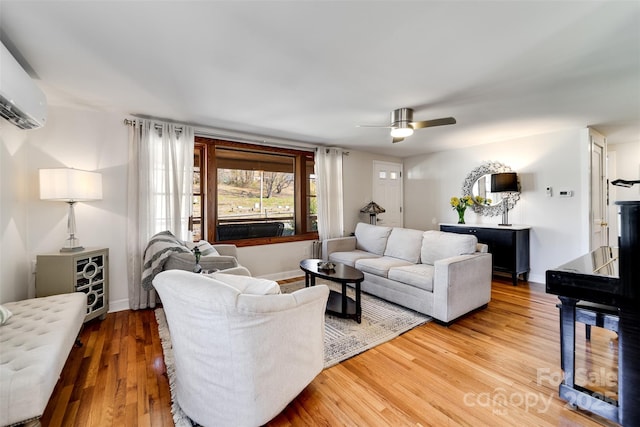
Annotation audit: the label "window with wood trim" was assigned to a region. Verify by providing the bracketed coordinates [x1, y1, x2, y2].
[194, 137, 317, 246]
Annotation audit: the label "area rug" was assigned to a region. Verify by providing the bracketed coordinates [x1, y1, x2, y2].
[280, 279, 431, 368]
[155, 279, 430, 426]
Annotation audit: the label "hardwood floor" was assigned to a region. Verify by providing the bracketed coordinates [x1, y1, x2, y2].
[43, 278, 619, 426]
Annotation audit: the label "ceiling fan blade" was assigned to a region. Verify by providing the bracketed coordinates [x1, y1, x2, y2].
[392, 136, 405, 143]
[356, 124, 392, 128]
[411, 117, 456, 129]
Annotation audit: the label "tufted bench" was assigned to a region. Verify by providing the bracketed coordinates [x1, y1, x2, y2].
[0, 293, 86, 427]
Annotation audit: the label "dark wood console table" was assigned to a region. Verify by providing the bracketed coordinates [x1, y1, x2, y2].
[299, 259, 364, 323]
[440, 223, 530, 285]
[546, 201, 639, 426]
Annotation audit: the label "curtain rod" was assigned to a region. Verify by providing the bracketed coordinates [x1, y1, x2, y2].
[124, 118, 347, 154]
[318, 147, 350, 156]
[123, 118, 183, 131]
[195, 128, 316, 152]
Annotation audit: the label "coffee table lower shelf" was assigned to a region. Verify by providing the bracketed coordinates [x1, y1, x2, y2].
[326, 289, 360, 323]
[299, 259, 364, 324]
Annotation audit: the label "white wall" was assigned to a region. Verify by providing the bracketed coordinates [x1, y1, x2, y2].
[342, 150, 402, 235]
[403, 128, 593, 284]
[25, 107, 130, 309]
[0, 119, 30, 303]
[238, 240, 313, 280]
[1, 107, 131, 308]
[607, 141, 640, 245]
[608, 141, 640, 203]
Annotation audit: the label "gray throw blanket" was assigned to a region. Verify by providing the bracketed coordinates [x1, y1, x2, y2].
[141, 231, 191, 290]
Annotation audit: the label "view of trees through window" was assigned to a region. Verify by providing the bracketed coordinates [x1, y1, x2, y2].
[193, 137, 317, 244]
[218, 169, 297, 234]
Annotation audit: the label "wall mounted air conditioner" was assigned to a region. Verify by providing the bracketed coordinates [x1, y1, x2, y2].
[0, 41, 47, 129]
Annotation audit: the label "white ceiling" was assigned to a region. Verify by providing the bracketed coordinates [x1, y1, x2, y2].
[1, 1, 639, 157]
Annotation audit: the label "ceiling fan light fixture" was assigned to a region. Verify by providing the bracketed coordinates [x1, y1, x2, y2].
[390, 126, 414, 138]
[357, 107, 455, 143]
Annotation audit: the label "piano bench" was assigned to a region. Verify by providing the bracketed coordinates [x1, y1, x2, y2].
[576, 302, 619, 340]
[556, 302, 619, 340]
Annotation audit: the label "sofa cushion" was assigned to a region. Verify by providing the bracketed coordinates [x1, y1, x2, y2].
[421, 230, 478, 265]
[329, 250, 380, 267]
[356, 256, 413, 278]
[388, 264, 435, 292]
[354, 222, 392, 256]
[384, 227, 424, 263]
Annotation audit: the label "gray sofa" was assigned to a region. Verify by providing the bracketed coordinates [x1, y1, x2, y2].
[322, 222, 492, 324]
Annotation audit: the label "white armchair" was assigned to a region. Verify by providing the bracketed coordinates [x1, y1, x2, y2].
[153, 270, 329, 427]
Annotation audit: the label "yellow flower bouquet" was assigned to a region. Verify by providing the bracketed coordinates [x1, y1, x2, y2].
[450, 195, 474, 224]
[450, 195, 491, 224]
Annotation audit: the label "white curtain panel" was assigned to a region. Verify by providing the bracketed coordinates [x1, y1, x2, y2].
[315, 147, 344, 241]
[127, 119, 195, 309]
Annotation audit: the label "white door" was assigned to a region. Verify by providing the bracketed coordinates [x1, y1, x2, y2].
[590, 132, 608, 250]
[372, 161, 403, 227]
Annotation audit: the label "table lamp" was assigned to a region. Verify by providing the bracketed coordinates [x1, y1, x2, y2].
[360, 201, 385, 225]
[39, 168, 103, 252]
[491, 172, 518, 226]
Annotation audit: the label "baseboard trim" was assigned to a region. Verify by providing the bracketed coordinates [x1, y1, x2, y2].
[258, 269, 303, 282]
[108, 298, 130, 313]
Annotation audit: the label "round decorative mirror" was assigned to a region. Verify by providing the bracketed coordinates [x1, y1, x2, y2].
[462, 161, 520, 217]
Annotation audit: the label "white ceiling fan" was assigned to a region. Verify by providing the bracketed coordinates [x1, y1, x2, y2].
[359, 108, 456, 143]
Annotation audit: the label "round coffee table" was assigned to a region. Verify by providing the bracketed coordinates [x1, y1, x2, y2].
[299, 258, 364, 323]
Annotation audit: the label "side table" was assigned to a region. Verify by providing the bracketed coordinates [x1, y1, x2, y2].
[36, 247, 109, 322]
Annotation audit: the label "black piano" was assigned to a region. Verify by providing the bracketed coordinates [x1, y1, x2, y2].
[546, 201, 639, 426]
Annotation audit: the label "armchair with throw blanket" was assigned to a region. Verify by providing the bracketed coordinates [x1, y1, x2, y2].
[153, 270, 329, 427]
[141, 231, 247, 292]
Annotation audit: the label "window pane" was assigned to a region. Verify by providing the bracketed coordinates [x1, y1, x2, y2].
[196, 137, 317, 245]
[215, 147, 296, 241]
[307, 160, 317, 232]
[192, 145, 205, 241]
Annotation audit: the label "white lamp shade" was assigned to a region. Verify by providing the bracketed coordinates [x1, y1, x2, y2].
[39, 168, 103, 201]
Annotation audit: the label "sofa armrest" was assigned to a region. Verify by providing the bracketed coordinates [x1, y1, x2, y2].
[212, 244, 238, 258]
[321, 236, 357, 260]
[431, 252, 492, 323]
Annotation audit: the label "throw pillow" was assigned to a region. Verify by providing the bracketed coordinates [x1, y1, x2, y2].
[186, 240, 220, 256]
[354, 222, 392, 255]
[384, 227, 424, 263]
[421, 230, 478, 265]
[0, 305, 13, 325]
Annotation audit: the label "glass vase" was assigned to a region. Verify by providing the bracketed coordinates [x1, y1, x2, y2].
[457, 208, 466, 224]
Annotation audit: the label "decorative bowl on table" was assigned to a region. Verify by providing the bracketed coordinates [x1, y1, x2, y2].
[317, 261, 336, 271]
